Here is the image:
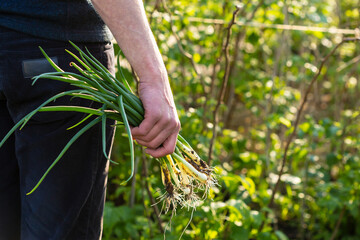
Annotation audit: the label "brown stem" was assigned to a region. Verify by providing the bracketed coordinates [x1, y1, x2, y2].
[330, 206, 346, 240]
[223, 30, 244, 127]
[129, 156, 140, 207]
[224, 97, 238, 128]
[141, 150, 164, 233]
[209, 40, 223, 99]
[224, 0, 265, 127]
[201, 2, 229, 133]
[337, 54, 360, 72]
[247, 0, 264, 20]
[208, 6, 241, 165]
[148, 0, 161, 25]
[161, 0, 199, 75]
[140, 167, 153, 238]
[201, 53, 221, 133]
[258, 37, 360, 232]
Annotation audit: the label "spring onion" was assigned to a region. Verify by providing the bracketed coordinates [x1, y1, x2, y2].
[0, 42, 216, 211]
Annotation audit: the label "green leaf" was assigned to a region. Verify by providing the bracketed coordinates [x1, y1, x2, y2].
[279, 117, 291, 128]
[275, 230, 289, 240]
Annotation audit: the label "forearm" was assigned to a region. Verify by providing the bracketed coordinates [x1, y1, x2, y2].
[91, 0, 180, 157]
[91, 0, 166, 81]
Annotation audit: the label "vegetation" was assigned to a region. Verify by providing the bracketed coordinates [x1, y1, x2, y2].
[103, 0, 360, 239]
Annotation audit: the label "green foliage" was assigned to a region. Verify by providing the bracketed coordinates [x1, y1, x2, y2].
[103, 0, 360, 239]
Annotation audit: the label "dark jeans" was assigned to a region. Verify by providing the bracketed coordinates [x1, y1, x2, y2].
[0, 26, 116, 240]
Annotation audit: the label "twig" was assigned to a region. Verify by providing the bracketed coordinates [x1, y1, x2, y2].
[336, 54, 360, 72]
[208, 6, 241, 165]
[201, 2, 229, 133]
[246, 0, 264, 20]
[207, 0, 232, 101]
[258, 37, 360, 232]
[141, 150, 164, 233]
[224, 0, 265, 127]
[140, 169, 154, 238]
[129, 156, 140, 207]
[161, 0, 199, 75]
[330, 206, 346, 240]
[149, 0, 161, 25]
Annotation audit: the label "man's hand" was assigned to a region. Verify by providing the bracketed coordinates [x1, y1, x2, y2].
[131, 75, 180, 158]
[92, 0, 180, 157]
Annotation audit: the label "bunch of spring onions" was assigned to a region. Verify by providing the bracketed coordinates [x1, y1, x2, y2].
[0, 42, 216, 212]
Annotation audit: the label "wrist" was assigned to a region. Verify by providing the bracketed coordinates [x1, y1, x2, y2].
[137, 64, 168, 84]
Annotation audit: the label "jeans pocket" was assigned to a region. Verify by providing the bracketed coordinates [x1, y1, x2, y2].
[3, 38, 113, 124]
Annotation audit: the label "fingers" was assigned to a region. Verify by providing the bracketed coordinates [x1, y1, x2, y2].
[133, 116, 172, 145]
[131, 109, 162, 138]
[131, 111, 180, 157]
[133, 120, 180, 150]
[131, 79, 180, 158]
[144, 131, 179, 158]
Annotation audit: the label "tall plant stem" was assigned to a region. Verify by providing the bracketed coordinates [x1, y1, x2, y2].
[208, 6, 241, 165]
[141, 150, 164, 233]
[148, 0, 161, 24]
[201, 3, 227, 134]
[224, 0, 265, 127]
[330, 206, 346, 240]
[161, 0, 199, 75]
[130, 156, 140, 207]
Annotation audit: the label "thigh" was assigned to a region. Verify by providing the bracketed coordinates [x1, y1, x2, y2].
[19, 115, 115, 240]
[1, 28, 116, 240]
[0, 101, 21, 240]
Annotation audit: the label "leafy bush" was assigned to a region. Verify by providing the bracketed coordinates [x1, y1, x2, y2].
[103, 0, 360, 239]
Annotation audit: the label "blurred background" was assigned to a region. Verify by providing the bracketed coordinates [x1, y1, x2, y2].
[103, 0, 360, 239]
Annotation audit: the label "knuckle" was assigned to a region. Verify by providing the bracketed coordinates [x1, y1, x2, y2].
[168, 118, 177, 128]
[177, 121, 181, 130]
[159, 114, 171, 125]
[165, 114, 172, 123]
[154, 115, 162, 122]
[165, 118, 178, 130]
[149, 109, 162, 119]
[165, 144, 175, 155]
[170, 121, 181, 133]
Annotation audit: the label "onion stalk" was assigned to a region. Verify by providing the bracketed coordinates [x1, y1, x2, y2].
[0, 42, 216, 211]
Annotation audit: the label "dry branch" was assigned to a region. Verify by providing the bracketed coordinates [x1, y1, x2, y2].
[149, 0, 161, 24]
[130, 156, 140, 207]
[141, 151, 164, 233]
[330, 206, 346, 240]
[208, 6, 241, 165]
[224, 0, 265, 127]
[161, 0, 199, 75]
[201, 2, 229, 133]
